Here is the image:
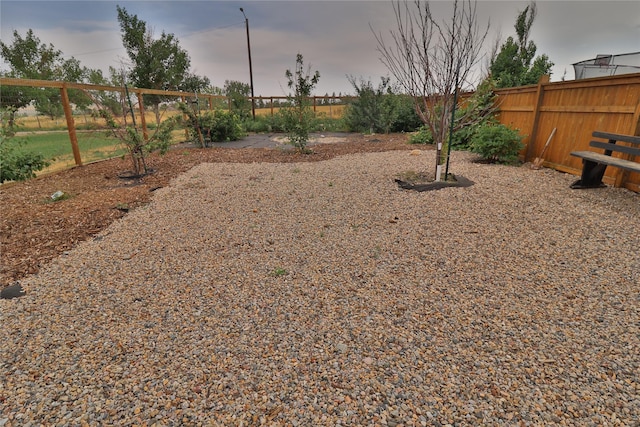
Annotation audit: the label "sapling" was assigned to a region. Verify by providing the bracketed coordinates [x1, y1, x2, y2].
[280, 53, 320, 152]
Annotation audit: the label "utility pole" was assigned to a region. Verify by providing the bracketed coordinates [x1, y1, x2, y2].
[240, 7, 256, 119]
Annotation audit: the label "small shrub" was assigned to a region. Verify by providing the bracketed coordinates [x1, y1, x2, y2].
[314, 115, 348, 132]
[449, 119, 478, 149]
[342, 77, 422, 134]
[242, 115, 272, 133]
[450, 78, 499, 150]
[0, 150, 49, 183]
[266, 113, 287, 133]
[199, 109, 244, 143]
[470, 123, 524, 163]
[179, 104, 244, 146]
[409, 125, 434, 145]
[409, 126, 433, 144]
[271, 267, 288, 277]
[389, 94, 422, 132]
[281, 53, 320, 152]
[0, 109, 49, 183]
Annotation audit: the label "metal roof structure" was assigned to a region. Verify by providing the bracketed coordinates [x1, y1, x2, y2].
[573, 52, 640, 79]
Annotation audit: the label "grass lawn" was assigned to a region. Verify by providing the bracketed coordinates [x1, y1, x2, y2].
[14, 130, 187, 174]
[15, 131, 126, 166]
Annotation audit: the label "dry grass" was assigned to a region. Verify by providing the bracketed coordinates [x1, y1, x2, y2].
[14, 104, 347, 131]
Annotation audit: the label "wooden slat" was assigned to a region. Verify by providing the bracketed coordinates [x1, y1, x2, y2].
[570, 151, 640, 173]
[539, 105, 636, 114]
[589, 141, 640, 155]
[592, 131, 640, 145]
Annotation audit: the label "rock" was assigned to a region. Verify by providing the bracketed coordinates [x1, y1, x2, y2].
[1, 283, 26, 299]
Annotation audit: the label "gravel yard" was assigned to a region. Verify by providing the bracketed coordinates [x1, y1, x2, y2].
[1, 149, 638, 426]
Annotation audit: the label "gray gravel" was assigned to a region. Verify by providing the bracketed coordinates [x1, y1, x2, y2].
[1, 150, 639, 426]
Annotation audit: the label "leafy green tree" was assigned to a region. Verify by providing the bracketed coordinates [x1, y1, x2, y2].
[279, 53, 320, 152]
[343, 76, 396, 134]
[343, 76, 422, 134]
[0, 73, 32, 131]
[223, 80, 251, 119]
[117, 5, 193, 124]
[0, 29, 93, 119]
[0, 29, 60, 80]
[490, 1, 553, 87]
[85, 67, 125, 117]
[180, 73, 212, 94]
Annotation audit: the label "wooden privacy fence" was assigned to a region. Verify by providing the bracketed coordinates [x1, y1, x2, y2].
[495, 73, 640, 192]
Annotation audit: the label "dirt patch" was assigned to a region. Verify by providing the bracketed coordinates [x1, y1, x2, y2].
[271, 134, 348, 146]
[1, 133, 421, 288]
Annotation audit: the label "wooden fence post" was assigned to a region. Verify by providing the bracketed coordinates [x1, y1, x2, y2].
[525, 75, 550, 162]
[181, 96, 190, 140]
[615, 98, 640, 188]
[60, 84, 82, 166]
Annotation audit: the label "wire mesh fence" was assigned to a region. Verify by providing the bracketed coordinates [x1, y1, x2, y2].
[1, 77, 349, 174]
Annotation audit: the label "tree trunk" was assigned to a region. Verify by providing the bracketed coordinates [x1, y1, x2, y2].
[153, 103, 161, 125]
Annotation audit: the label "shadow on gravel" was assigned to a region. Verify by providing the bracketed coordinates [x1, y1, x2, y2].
[395, 175, 475, 192]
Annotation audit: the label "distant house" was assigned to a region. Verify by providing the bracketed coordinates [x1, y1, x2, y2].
[573, 52, 640, 79]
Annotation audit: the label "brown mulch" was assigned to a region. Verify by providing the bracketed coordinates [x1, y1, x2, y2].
[1, 133, 418, 289]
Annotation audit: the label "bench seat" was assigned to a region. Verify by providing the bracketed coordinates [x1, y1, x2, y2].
[569, 131, 640, 189]
[570, 151, 640, 173]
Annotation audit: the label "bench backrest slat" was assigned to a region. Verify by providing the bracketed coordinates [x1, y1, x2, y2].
[592, 131, 640, 145]
[589, 140, 640, 156]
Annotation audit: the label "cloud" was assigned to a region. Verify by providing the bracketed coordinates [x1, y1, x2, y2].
[2, 0, 639, 94]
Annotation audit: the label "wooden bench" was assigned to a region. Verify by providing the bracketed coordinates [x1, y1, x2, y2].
[569, 131, 640, 189]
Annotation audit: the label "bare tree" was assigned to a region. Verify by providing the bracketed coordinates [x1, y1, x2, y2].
[373, 0, 489, 180]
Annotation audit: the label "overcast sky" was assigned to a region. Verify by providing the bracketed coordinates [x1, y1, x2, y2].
[1, 1, 639, 96]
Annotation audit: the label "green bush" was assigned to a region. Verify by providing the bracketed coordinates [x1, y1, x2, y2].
[450, 78, 499, 150]
[390, 94, 422, 133]
[409, 125, 434, 145]
[1, 109, 49, 183]
[315, 116, 348, 132]
[242, 115, 272, 133]
[0, 149, 49, 183]
[242, 115, 288, 134]
[179, 104, 244, 146]
[198, 109, 244, 143]
[342, 77, 422, 134]
[279, 106, 316, 151]
[242, 114, 346, 135]
[470, 123, 524, 163]
[98, 108, 178, 176]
